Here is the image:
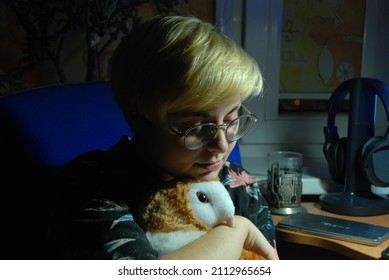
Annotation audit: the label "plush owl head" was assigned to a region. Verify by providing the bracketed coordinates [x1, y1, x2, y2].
[140, 178, 235, 233]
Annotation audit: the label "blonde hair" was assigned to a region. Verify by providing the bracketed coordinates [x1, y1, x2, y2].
[110, 15, 263, 127]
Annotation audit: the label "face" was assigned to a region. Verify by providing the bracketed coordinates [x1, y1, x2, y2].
[140, 100, 241, 181]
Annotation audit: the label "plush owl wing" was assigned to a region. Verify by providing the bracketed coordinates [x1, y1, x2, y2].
[145, 230, 207, 255]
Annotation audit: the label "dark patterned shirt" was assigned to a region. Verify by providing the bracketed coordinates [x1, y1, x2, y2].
[48, 136, 276, 259]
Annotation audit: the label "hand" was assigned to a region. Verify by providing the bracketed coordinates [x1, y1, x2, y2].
[159, 215, 279, 260]
[235, 215, 279, 260]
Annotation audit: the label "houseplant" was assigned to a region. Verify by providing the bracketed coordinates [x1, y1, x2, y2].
[0, 0, 196, 95]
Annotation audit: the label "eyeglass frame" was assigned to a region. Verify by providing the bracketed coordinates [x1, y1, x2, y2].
[167, 104, 258, 150]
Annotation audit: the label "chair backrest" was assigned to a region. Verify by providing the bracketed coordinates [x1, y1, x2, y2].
[0, 81, 241, 259]
[0, 82, 133, 168]
[228, 141, 242, 166]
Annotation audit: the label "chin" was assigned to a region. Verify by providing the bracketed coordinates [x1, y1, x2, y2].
[195, 170, 222, 181]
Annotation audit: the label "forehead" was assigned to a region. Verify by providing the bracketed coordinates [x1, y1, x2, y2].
[169, 101, 241, 119]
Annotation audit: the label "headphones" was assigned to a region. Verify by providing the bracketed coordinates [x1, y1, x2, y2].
[323, 78, 389, 187]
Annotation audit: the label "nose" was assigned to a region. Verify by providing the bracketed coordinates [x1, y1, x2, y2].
[207, 126, 230, 153]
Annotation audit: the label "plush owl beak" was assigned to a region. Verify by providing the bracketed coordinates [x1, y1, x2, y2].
[225, 216, 235, 228]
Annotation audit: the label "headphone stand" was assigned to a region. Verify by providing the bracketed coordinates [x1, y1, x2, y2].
[320, 79, 389, 216]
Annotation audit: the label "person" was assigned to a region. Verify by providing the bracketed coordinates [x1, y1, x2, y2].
[49, 15, 279, 260]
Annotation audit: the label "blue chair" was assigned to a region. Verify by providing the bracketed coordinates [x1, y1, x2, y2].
[228, 141, 242, 166]
[0, 81, 241, 259]
[0, 82, 132, 259]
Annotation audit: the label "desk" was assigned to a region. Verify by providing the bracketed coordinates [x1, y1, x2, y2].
[272, 202, 389, 259]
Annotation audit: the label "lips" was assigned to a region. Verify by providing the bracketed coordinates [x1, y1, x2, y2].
[196, 160, 222, 171]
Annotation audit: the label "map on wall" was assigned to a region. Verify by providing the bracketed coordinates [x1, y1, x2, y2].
[279, 0, 366, 94]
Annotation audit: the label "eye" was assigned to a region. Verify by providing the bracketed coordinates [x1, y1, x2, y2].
[196, 191, 209, 203]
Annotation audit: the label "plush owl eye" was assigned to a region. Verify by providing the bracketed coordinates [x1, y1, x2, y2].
[196, 192, 209, 203]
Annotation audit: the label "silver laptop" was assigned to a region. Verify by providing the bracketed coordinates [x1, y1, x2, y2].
[277, 212, 389, 246]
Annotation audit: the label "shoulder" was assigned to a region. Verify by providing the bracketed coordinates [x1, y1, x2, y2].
[52, 136, 160, 215]
[56, 136, 134, 182]
[219, 161, 276, 247]
[219, 160, 258, 190]
[65, 136, 133, 167]
[51, 136, 136, 210]
[218, 160, 265, 208]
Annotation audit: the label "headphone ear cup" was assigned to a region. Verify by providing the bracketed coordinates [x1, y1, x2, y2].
[327, 137, 347, 184]
[361, 136, 389, 186]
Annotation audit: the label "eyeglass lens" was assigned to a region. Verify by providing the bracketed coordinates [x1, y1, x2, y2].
[184, 115, 255, 150]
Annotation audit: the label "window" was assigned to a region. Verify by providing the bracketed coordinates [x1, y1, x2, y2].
[215, 0, 389, 195]
[279, 0, 365, 113]
[215, 0, 389, 161]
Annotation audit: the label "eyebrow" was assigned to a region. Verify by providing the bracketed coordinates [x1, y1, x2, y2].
[189, 104, 241, 118]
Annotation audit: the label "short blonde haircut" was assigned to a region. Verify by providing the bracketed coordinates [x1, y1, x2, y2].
[110, 15, 263, 126]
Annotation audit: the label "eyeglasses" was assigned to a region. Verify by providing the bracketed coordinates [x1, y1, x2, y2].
[168, 104, 257, 150]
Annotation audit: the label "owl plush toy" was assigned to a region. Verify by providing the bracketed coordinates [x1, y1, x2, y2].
[139, 178, 264, 259]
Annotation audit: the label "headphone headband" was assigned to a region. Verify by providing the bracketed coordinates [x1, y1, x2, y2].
[327, 78, 389, 128]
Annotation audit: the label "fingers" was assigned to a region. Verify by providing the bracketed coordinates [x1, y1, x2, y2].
[250, 232, 279, 260]
[238, 216, 279, 260]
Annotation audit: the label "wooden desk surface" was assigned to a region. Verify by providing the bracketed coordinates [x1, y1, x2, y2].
[272, 202, 389, 259]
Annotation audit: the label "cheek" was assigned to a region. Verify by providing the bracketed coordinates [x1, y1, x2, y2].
[148, 135, 195, 167]
[226, 142, 236, 159]
[162, 144, 197, 167]
[156, 146, 202, 178]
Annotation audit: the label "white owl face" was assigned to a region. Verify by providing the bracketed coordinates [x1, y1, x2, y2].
[187, 181, 235, 228]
